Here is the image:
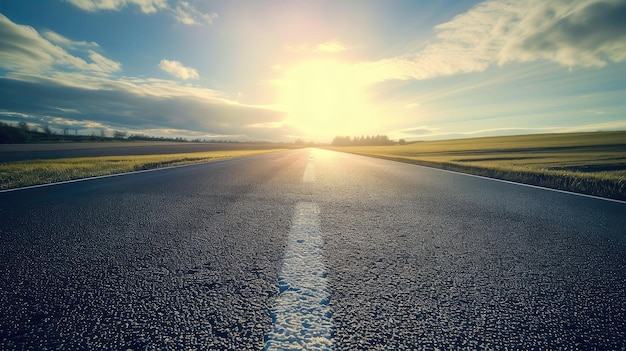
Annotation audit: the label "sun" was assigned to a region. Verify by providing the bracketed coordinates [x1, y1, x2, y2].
[276, 60, 376, 141]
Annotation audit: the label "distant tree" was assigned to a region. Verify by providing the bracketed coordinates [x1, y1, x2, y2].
[17, 121, 29, 131]
[0, 122, 30, 143]
[331, 134, 395, 146]
[42, 125, 53, 135]
[399, 138, 407, 145]
[331, 136, 352, 146]
[113, 130, 127, 139]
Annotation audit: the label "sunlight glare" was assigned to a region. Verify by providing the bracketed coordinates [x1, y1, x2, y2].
[277, 60, 376, 141]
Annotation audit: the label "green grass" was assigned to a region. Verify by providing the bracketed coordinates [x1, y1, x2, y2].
[325, 131, 626, 200]
[0, 149, 282, 190]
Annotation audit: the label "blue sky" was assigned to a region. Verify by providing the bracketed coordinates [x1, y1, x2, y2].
[0, 0, 625, 142]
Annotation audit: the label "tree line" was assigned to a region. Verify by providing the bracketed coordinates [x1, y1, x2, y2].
[0, 121, 63, 143]
[0, 121, 190, 144]
[331, 135, 397, 146]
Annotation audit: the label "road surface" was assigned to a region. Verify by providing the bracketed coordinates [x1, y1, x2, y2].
[0, 142, 284, 163]
[1, 148, 625, 350]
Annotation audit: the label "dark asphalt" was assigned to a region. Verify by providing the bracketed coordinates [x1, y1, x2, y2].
[1, 148, 625, 350]
[0, 142, 285, 163]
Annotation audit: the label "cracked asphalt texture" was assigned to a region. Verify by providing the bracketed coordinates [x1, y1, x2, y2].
[1, 148, 625, 350]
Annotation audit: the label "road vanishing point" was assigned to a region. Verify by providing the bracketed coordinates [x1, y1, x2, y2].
[1, 148, 625, 350]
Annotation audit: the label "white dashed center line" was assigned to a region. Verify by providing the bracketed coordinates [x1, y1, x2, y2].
[264, 153, 333, 350]
[303, 151, 316, 183]
[264, 203, 333, 350]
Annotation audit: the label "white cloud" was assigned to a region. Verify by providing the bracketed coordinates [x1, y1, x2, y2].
[173, 1, 218, 25]
[159, 59, 200, 80]
[393, 125, 440, 136]
[0, 13, 288, 140]
[500, 0, 626, 67]
[65, 0, 168, 14]
[0, 14, 58, 72]
[285, 40, 349, 54]
[359, 0, 626, 82]
[0, 70, 288, 139]
[245, 121, 285, 129]
[0, 14, 120, 75]
[89, 51, 122, 73]
[66, 0, 218, 26]
[315, 39, 348, 53]
[42, 30, 99, 50]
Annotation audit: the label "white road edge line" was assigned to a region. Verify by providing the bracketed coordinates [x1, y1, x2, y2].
[422, 164, 626, 204]
[348, 152, 625, 205]
[264, 202, 334, 350]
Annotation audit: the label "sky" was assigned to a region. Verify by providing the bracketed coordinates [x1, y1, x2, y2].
[0, 0, 625, 142]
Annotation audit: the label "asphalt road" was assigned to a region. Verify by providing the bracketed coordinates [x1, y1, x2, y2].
[1, 148, 625, 350]
[0, 142, 284, 163]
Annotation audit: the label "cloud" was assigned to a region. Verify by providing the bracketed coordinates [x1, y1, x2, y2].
[315, 39, 348, 53]
[393, 126, 440, 137]
[89, 51, 122, 73]
[173, 1, 218, 25]
[0, 14, 121, 75]
[159, 59, 199, 80]
[0, 75, 287, 139]
[359, 0, 626, 82]
[65, 0, 218, 26]
[0, 13, 289, 140]
[285, 39, 349, 54]
[65, 0, 168, 14]
[0, 14, 59, 72]
[42, 30, 99, 50]
[502, 0, 626, 67]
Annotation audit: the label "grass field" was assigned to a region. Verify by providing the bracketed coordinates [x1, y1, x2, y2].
[325, 131, 626, 201]
[0, 149, 282, 190]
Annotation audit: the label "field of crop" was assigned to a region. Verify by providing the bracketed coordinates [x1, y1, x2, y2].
[0, 149, 282, 190]
[326, 131, 626, 200]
